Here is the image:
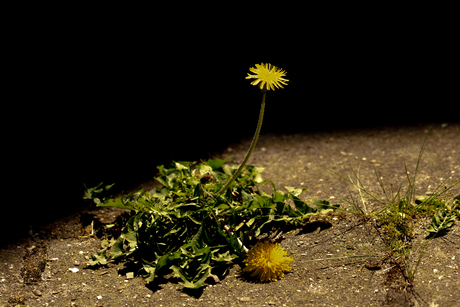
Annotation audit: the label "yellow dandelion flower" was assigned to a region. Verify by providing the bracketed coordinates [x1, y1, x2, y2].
[246, 63, 289, 91]
[243, 241, 293, 282]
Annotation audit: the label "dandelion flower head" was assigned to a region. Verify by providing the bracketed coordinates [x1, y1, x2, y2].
[243, 241, 293, 282]
[246, 63, 289, 91]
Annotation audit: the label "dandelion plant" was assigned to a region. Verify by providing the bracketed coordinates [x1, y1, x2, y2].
[87, 64, 339, 288]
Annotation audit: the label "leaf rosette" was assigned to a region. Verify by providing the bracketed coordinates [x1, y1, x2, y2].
[89, 158, 339, 288]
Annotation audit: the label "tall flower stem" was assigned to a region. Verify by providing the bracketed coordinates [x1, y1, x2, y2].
[218, 90, 267, 195]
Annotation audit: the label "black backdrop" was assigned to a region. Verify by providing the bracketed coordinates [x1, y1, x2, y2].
[3, 14, 457, 245]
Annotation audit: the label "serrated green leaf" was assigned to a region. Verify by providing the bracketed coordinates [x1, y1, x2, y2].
[171, 265, 211, 289]
[211, 250, 235, 262]
[426, 209, 457, 235]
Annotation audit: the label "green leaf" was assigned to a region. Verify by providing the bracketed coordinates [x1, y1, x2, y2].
[241, 190, 254, 204]
[89, 251, 108, 265]
[83, 182, 115, 201]
[289, 194, 315, 215]
[193, 183, 204, 198]
[245, 217, 256, 227]
[228, 231, 244, 255]
[203, 158, 229, 170]
[97, 197, 133, 210]
[120, 215, 141, 248]
[271, 182, 286, 203]
[251, 195, 275, 209]
[212, 172, 229, 184]
[212, 250, 235, 262]
[109, 237, 126, 259]
[191, 225, 205, 253]
[142, 260, 156, 282]
[157, 165, 167, 175]
[426, 209, 456, 235]
[155, 176, 170, 188]
[101, 238, 116, 249]
[222, 164, 238, 177]
[244, 165, 266, 183]
[312, 198, 340, 212]
[195, 164, 213, 175]
[152, 187, 169, 200]
[142, 253, 171, 283]
[171, 265, 211, 289]
[454, 194, 460, 204]
[254, 214, 275, 237]
[175, 161, 192, 171]
[286, 186, 307, 197]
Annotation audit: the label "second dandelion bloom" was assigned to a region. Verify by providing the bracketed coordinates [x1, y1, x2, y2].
[243, 241, 293, 282]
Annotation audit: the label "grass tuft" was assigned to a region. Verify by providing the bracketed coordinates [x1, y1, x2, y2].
[317, 128, 459, 285]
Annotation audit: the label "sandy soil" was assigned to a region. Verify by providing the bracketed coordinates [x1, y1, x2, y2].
[1, 122, 459, 307]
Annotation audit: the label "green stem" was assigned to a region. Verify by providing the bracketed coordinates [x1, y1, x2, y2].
[218, 90, 267, 194]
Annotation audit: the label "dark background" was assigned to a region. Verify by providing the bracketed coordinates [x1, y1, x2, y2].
[4, 11, 457, 244]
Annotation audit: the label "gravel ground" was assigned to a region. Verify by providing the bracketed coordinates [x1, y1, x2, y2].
[1, 122, 459, 307]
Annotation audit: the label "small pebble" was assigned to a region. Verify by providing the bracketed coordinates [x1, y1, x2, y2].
[33, 289, 42, 296]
